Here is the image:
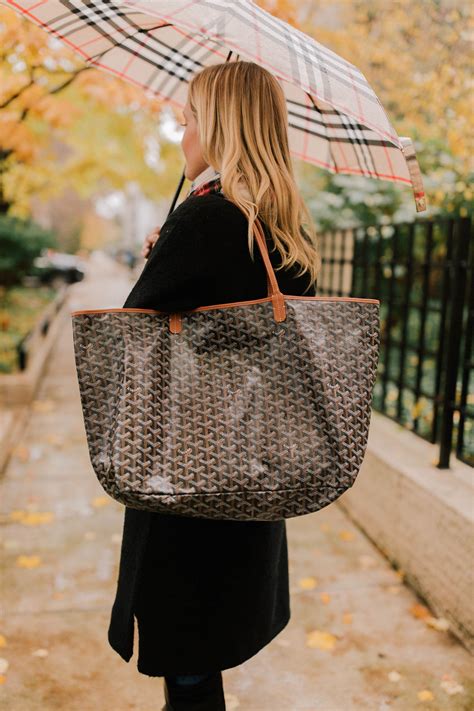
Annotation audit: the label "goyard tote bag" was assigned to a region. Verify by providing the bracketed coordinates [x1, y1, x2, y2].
[71, 218, 380, 521]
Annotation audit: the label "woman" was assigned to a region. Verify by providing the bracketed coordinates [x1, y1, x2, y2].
[107, 61, 320, 710]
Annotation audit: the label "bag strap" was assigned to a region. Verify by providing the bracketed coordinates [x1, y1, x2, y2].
[252, 216, 286, 318]
[169, 216, 287, 333]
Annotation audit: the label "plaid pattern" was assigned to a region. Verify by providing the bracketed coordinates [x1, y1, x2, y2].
[2, 0, 426, 212]
[187, 175, 222, 199]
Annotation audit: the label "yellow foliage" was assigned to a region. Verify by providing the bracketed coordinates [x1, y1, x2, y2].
[299, 0, 472, 180]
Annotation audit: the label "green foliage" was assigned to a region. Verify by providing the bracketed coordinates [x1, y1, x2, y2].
[0, 215, 57, 287]
[0, 285, 57, 373]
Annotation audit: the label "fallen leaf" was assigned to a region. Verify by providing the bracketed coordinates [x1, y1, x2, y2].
[9, 510, 27, 522]
[306, 630, 337, 651]
[16, 555, 42, 569]
[388, 670, 402, 682]
[410, 603, 430, 620]
[32, 399, 55, 413]
[342, 612, 353, 625]
[339, 530, 355, 542]
[0, 636, 6, 648]
[0, 675, 6, 685]
[44, 433, 64, 447]
[11, 445, 30, 461]
[426, 617, 450, 632]
[299, 577, 318, 590]
[0, 658, 9, 674]
[417, 690, 434, 701]
[31, 649, 49, 658]
[440, 678, 464, 695]
[320, 592, 331, 605]
[52, 592, 65, 600]
[91, 496, 110, 508]
[19, 511, 54, 526]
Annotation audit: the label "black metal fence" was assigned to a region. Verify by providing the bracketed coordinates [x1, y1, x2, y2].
[318, 215, 473, 468]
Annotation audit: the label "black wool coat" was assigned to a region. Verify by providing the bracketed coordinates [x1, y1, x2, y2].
[107, 190, 317, 677]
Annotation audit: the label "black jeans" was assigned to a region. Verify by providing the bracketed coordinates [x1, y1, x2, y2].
[166, 673, 213, 686]
[164, 671, 226, 710]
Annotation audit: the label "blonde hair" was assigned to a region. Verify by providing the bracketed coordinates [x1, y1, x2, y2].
[187, 60, 321, 291]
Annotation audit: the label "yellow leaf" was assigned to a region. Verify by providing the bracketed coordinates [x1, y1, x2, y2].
[9, 510, 27, 522]
[425, 616, 450, 632]
[339, 530, 355, 541]
[417, 690, 434, 701]
[320, 592, 331, 604]
[299, 577, 318, 590]
[342, 612, 353, 625]
[18, 511, 54, 526]
[0, 675, 6, 685]
[0, 636, 6, 648]
[45, 433, 63, 447]
[410, 603, 430, 620]
[306, 630, 337, 651]
[16, 555, 42, 568]
[91, 496, 110, 508]
[31, 399, 55, 413]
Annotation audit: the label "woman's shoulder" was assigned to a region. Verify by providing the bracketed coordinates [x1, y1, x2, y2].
[172, 192, 246, 227]
[147, 193, 246, 264]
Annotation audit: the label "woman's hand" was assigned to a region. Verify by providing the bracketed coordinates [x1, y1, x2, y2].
[141, 226, 161, 259]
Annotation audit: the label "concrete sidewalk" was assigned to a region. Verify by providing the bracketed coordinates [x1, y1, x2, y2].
[0, 254, 472, 710]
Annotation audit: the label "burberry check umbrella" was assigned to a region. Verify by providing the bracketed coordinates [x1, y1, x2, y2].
[2, 0, 427, 212]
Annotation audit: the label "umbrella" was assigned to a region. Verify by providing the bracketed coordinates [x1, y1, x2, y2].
[1, 0, 427, 214]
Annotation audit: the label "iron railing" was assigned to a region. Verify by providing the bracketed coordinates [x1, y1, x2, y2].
[318, 215, 473, 468]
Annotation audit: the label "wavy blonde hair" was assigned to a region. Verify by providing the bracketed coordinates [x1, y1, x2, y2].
[187, 60, 321, 291]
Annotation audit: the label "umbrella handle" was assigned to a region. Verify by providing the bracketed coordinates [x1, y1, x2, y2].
[167, 167, 187, 216]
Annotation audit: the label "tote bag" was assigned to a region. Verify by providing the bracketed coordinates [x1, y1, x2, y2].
[71, 218, 380, 521]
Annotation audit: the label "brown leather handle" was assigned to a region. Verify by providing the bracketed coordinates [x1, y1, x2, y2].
[169, 216, 286, 333]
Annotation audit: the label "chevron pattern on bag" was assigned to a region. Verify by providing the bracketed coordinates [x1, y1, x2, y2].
[72, 298, 380, 521]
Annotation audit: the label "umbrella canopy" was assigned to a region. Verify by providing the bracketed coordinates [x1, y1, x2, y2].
[2, 0, 427, 212]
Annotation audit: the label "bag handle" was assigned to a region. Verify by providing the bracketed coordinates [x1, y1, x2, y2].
[169, 216, 287, 334]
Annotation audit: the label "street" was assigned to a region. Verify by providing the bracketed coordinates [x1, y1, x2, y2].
[0, 254, 472, 711]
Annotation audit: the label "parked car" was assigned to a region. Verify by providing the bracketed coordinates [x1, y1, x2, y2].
[30, 251, 86, 287]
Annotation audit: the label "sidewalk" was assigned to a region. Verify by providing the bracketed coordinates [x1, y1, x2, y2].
[0, 254, 472, 711]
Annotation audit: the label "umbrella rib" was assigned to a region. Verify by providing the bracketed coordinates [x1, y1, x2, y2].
[306, 92, 339, 174]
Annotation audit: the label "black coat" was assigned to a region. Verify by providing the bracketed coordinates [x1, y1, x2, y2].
[107, 191, 316, 676]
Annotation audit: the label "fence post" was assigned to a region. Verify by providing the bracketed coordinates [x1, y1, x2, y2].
[437, 216, 471, 468]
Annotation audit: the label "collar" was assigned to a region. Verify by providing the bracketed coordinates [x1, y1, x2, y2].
[187, 166, 221, 198]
